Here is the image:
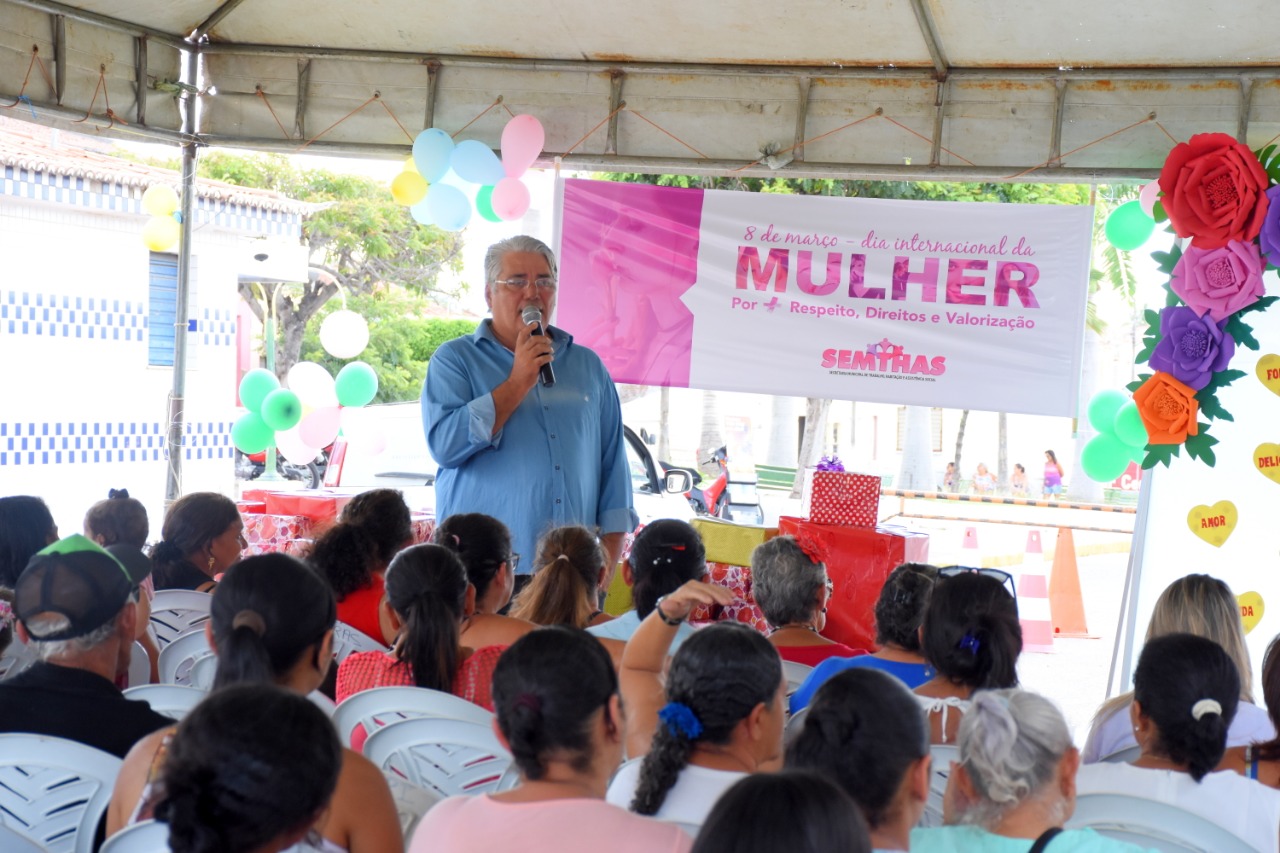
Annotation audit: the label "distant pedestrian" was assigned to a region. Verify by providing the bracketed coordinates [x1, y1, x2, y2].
[1011, 463, 1028, 497]
[1043, 449, 1064, 497]
[971, 463, 994, 494]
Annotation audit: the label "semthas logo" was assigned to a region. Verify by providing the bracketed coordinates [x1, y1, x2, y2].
[821, 339, 946, 375]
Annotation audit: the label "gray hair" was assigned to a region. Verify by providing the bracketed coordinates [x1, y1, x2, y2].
[752, 536, 825, 628]
[957, 689, 1072, 828]
[483, 235, 558, 298]
[29, 608, 126, 661]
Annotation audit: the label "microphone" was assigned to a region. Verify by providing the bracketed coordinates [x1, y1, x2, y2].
[521, 305, 556, 388]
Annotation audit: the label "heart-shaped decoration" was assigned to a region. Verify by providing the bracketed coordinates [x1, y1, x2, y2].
[1187, 501, 1237, 547]
[1238, 591, 1265, 635]
[1257, 354, 1280, 397]
[1255, 444, 1280, 484]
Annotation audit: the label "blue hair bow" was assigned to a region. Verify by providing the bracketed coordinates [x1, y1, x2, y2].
[658, 702, 704, 740]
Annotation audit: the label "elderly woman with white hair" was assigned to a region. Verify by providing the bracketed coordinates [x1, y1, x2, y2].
[911, 689, 1152, 853]
[750, 536, 864, 666]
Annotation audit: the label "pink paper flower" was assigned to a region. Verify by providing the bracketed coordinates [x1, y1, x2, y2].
[1170, 240, 1265, 322]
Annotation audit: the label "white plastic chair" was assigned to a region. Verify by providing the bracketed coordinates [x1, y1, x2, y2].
[148, 590, 212, 647]
[157, 627, 214, 686]
[1066, 793, 1256, 852]
[123, 684, 207, 721]
[331, 686, 495, 750]
[1100, 744, 1142, 764]
[783, 705, 810, 745]
[0, 733, 123, 853]
[363, 716, 519, 798]
[126, 641, 152, 688]
[333, 620, 390, 663]
[100, 819, 169, 852]
[187, 654, 219, 690]
[0, 634, 38, 680]
[0, 823, 49, 853]
[919, 744, 959, 828]
[781, 660, 813, 696]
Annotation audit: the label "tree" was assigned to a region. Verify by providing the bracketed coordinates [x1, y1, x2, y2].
[791, 398, 831, 499]
[198, 151, 465, 378]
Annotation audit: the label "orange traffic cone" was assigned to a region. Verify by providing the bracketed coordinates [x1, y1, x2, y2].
[1048, 527, 1096, 638]
[1014, 532, 1054, 654]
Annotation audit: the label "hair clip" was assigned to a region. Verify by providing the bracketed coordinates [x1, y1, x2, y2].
[1191, 698, 1222, 721]
[108, 488, 130, 499]
[450, 533, 461, 546]
[957, 632, 981, 655]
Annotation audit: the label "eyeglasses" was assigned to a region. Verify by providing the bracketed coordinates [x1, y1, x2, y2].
[494, 276, 557, 291]
[508, 553, 521, 573]
[937, 566, 1017, 601]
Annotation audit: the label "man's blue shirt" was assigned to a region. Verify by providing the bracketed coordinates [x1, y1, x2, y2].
[422, 320, 637, 572]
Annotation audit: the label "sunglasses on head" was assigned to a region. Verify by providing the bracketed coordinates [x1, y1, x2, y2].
[937, 565, 1017, 601]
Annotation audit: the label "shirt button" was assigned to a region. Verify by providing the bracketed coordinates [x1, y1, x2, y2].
[544, 406, 549, 410]
[555, 465, 561, 470]
[556, 499, 561, 504]
[550, 434, 556, 439]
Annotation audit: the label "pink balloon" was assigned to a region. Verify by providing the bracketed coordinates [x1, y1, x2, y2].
[275, 425, 322, 466]
[298, 406, 342, 448]
[492, 177, 531, 221]
[501, 114, 545, 178]
[1139, 180, 1160, 218]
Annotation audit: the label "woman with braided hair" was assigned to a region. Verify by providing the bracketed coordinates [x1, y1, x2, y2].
[608, 580, 786, 835]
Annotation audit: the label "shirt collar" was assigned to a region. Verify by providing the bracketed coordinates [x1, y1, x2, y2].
[473, 318, 573, 353]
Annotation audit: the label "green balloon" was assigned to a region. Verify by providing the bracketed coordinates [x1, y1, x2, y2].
[1113, 400, 1148, 448]
[260, 388, 303, 432]
[335, 361, 379, 407]
[1081, 433, 1131, 483]
[1105, 200, 1156, 251]
[1086, 389, 1127, 435]
[238, 368, 280, 415]
[231, 412, 275, 455]
[476, 185, 502, 223]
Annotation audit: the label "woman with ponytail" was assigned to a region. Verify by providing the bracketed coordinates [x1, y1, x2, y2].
[912, 689, 1150, 853]
[608, 580, 786, 834]
[434, 513, 536, 648]
[335, 543, 505, 713]
[914, 571, 1022, 744]
[408, 627, 692, 853]
[1077, 633, 1280, 852]
[509, 525, 613, 629]
[107, 554, 402, 852]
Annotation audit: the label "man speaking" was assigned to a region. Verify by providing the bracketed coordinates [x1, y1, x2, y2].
[421, 235, 637, 585]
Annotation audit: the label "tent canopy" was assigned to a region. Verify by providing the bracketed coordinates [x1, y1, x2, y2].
[4, 0, 1277, 182]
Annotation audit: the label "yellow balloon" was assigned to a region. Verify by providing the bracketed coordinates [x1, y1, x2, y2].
[142, 215, 180, 251]
[403, 157, 419, 174]
[391, 171, 428, 206]
[142, 185, 179, 217]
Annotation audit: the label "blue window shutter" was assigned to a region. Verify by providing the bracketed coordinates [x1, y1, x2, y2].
[148, 253, 178, 366]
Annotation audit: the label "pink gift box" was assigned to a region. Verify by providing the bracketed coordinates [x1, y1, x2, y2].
[410, 514, 436, 545]
[689, 561, 769, 635]
[236, 500, 266, 515]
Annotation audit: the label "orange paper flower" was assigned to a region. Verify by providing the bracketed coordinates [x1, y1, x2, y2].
[1133, 372, 1200, 445]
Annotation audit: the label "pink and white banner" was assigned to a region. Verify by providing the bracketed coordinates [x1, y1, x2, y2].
[556, 178, 1093, 416]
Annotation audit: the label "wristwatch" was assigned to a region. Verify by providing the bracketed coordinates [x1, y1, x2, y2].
[654, 594, 686, 626]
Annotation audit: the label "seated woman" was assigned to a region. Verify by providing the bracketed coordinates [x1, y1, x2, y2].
[608, 580, 785, 834]
[407, 626, 693, 853]
[1221, 633, 1280, 785]
[150, 492, 244, 592]
[691, 771, 870, 853]
[588, 519, 708, 650]
[510, 526, 614, 629]
[336, 543, 505, 713]
[309, 489, 413, 644]
[108, 554, 402, 852]
[1084, 573, 1272, 762]
[751, 536, 865, 666]
[84, 489, 160, 684]
[912, 689, 1151, 853]
[144, 684, 342, 853]
[790, 562, 938, 713]
[786, 669, 931, 852]
[0, 495, 58, 587]
[914, 571, 1022, 744]
[1077, 633, 1280, 853]
[434, 513, 535, 648]
[971, 463, 995, 494]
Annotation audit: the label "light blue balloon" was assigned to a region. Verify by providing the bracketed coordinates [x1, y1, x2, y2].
[427, 183, 472, 232]
[410, 195, 436, 226]
[412, 128, 455, 183]
[451, 140, 506, 185]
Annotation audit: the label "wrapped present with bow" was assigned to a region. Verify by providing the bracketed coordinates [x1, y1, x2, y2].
[800, 455, 882, 528]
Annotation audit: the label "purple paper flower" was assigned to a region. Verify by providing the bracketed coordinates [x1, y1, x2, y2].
[815, 455, 845, 473]
[1149, 306, 1235, 391]
[1171, 240, 1265, 322]
[1260, 185, 1280, 266]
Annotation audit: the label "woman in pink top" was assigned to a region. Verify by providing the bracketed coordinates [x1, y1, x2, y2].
[409, 626, 691, 853]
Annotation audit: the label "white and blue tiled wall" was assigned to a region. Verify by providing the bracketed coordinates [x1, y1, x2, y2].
[0, 421, 233, 467]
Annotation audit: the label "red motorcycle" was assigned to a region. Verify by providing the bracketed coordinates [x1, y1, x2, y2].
[662, 446, 730, 518]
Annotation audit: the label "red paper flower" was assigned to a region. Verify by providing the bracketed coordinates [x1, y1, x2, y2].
[1159, 133, 1269, 250]
[793, 531, 829, 565]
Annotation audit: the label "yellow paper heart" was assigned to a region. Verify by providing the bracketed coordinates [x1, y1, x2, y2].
[1257, 354, 1280, 397]
[1255, 444, 1280, 484]
[1238, 591, 1265, 635]
[1187, 501, 1237, 547]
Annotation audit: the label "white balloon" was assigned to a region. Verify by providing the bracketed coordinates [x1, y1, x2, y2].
[319, 310, 370, 359]
[287, 361, 338, 408]
[276, 425, 322, 466]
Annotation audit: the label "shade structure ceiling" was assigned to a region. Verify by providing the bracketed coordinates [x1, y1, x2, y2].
[3, 0, 1280, 182]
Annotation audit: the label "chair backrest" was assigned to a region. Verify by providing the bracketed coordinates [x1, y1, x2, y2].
[784, 705, 810, 745]
[127, 641, 152, 688]
[157, 627, 214, 686]
[0, 634, 38, 680]
[333, 621, 390, 663]
[0, 733, 123, 853]
[1066, 793, 1257, 852]
[920, 744, 960, 828]
[331, 686, 495, 750]
[99, 819, 170, 853]
[122, 684, 207, 721]
[781, 660, 813, 696]
[148, 590, 212, 648]
[0, 822, 50, 853]
[363, 716, 519, 798]
[1100, 744, 1142, 764]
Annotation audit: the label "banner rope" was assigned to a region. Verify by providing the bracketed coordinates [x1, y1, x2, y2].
[1, 46, 55, 110]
